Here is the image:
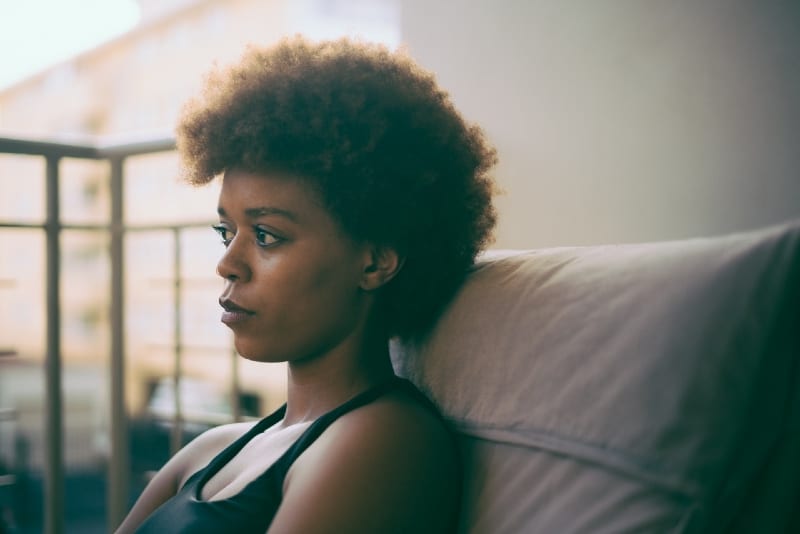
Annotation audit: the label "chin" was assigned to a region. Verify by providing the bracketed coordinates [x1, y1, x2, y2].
[233, 338, 268, 362]
[233, 338, 285, 363]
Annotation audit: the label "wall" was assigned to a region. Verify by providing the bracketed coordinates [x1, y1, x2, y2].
[401, 0, 800, 247]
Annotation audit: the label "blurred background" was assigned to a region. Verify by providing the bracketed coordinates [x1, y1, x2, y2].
[0, 0, 799, 532]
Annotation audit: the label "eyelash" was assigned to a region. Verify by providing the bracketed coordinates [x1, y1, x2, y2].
[212, 225, 281, 248]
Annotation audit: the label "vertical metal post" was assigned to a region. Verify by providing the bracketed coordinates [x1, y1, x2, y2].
[170, 228, 184, 455]
[108, 156, 128, 531]
[44, 155, 64, 534]
[231, 346, 241, 422]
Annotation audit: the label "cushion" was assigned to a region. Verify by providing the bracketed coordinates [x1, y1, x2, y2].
[391, 220, 800, 533]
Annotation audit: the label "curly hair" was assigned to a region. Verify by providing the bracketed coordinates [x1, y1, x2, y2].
[176, 36, 497, 339]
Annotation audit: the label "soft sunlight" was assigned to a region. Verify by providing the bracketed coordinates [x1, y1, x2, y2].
[0, 0, 141, 89]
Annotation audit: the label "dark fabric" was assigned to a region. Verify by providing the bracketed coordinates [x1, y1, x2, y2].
[135, 377, 433, 533]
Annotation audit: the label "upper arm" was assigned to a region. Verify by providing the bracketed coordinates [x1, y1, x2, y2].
[114, 449, 186, 534]
[114, 422, 251, 534]
[268, 401, 459, 534]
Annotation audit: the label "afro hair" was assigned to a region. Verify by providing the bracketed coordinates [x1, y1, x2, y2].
[177, 36, 497, 339]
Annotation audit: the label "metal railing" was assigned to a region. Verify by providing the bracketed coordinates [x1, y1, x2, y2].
[0, 136, 238, 533]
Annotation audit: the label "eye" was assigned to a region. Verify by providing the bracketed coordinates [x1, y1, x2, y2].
[212, 224, 233, 247]
[254, 226, 281, 248]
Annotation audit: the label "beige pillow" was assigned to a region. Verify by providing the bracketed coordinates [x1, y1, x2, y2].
[392, 220, 800, 533]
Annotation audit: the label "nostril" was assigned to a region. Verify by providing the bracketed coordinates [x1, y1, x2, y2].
[216, 251, 249, 282]
[217, 267, 237, 281]
[216, 264, 236, 280]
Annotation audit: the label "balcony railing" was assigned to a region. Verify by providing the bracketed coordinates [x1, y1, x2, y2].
[0, 136, 243, 534]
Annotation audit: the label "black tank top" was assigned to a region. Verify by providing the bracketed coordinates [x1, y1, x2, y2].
[134, 377, 441, 533]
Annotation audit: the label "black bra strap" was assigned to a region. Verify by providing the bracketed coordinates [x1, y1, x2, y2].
[265, 376, 405, 497]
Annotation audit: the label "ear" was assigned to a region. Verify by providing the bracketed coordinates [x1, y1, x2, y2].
[360, 245, 405, 291]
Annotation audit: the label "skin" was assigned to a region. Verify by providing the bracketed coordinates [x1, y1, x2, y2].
[115, 169, 459, 533]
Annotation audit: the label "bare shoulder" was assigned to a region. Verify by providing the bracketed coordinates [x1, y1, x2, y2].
[314, 388, 459, 487]
[329, 388, 457, 464]
[271, 388, 460, 534]
[173, 421, 256, 484]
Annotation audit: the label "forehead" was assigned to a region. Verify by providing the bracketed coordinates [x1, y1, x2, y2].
[218, 168, 343, 231]
[220, 168, 318, 209]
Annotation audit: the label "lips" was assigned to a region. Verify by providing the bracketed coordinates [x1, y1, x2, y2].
[219, 297, 255, 325]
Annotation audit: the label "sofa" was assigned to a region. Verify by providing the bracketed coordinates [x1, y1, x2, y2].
[391, 220, 800, 533]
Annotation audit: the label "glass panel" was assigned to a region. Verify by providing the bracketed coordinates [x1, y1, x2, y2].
[62, 230, 111, 533]
[125, 230, 175, 407]
[125, 230, 174, 499]
[0, 154, 45, 225]
[62, 231, 111, 363]
[60, 159, 110, 226]
[0, 229, 45, 532]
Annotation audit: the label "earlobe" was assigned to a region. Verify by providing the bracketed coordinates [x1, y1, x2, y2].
[360, 246, 404, 291]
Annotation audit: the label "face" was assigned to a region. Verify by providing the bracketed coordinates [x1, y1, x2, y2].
[214, 168, 372, 363]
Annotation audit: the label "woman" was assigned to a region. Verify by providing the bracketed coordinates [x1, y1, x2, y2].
[116, 36, 496, 533]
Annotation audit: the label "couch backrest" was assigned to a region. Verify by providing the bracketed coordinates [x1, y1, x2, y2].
[392, 220, 800, 533]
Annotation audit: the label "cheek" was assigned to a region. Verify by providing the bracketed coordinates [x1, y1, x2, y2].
[241, 264, 364, 361]
[294, 269, 361, 328]
[255, 251, 362, 318]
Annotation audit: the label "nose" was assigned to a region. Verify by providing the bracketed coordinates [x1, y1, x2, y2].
[216, 235, 251, 282]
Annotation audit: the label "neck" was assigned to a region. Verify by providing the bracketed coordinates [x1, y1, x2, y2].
[281, 327, 395, 425]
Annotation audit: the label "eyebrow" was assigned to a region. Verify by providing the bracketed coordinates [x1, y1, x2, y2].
[217, 206, 299, 222]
